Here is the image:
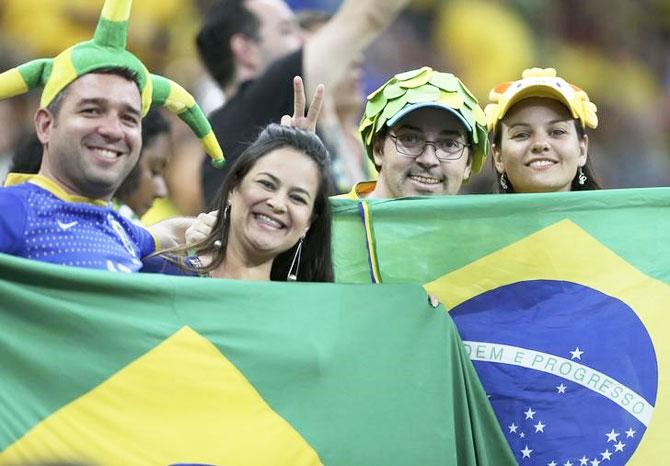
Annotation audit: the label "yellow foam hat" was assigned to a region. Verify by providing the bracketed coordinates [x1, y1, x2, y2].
[485, 67, 598, 132]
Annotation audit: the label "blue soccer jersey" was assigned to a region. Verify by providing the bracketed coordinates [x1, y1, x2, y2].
[0, 175, 157, 272]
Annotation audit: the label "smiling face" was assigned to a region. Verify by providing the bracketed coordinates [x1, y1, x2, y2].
[370, 108, 472, 198]
[227, 147, 319, 263]
[493, 97, 588, 193]
[35, 72, 143, 200]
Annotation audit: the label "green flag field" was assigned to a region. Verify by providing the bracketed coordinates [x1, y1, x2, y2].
[0, 252, 513, 466]
[332, 188, 670, 465]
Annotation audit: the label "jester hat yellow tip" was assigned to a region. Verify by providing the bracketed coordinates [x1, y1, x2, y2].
[0, 0, 224, 167]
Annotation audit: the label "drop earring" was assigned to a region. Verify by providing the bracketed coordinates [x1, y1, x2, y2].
[578, 167, 587, 185]
[500, 172, 508, 191]
[214, 203, 231, 248]
[287, 236, 305, 281]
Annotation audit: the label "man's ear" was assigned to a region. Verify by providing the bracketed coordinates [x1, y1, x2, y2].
[230, 33, 259, 70]
[34, 108, 55, 146]
[491, 143, 505, 174]
[372, 148, 383, 170]
[372, 136, 385, 170]
[462, 152, 473, 181]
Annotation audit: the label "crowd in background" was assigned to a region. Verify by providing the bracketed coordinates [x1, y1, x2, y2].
[0, 3, 665, 460]
[1, 0, 669, 211]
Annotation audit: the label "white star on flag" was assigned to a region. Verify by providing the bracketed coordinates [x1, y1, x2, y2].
[625, 427, 636, 438]
[556, 383, 567, 394]
[614, 441, 626, 452]
[534, 421, 546, 433]
[520, 432, 526, 438]
[564, 461, 574, 466]
[570, 347, 584, 360]
[600, 450, 612, 461]
[579, 457, 589, 466]
[524, 407, 536, 419]
[605, 429, 619, 442]
[508, 422, 518, 433]
[521, 445, 533, 458]
[590, 459, 600, 466]
[548, 461, 557, 466]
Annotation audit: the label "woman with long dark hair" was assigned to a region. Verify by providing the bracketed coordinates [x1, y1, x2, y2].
[185, 123, 334, 282]
[148, 122, 334, 282]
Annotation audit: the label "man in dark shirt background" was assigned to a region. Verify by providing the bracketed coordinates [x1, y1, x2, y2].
[196, 0, 410, 207]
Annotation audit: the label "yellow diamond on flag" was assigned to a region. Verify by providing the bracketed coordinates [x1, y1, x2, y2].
[0, 326, 321, 466]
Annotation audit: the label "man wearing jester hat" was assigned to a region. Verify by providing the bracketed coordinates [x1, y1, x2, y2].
[340, 66, 489, 200]
[0, 0, 223, 272]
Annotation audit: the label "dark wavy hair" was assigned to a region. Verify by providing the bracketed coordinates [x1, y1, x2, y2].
[192, 123, 334, 282]
[492, 119, 601, 193]
[196, 0, 261, 89]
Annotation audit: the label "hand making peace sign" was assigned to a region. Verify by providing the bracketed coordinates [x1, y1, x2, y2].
[280, 76, 325, 133]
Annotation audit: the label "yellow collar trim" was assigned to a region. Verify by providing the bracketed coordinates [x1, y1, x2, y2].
[4, 173, 109, 207]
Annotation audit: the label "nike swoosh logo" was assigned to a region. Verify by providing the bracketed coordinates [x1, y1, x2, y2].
[57, 220, 79, 231]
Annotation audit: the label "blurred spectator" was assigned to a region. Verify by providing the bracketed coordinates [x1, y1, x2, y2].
[0, 100, 20, 183]
[9, 132, 43, 176]
[197, 0, 411, 206]
[197, 0, 303, 101]
[297, 10, 374, 192]
[0, 47, 36, 184]
[114, 109, 172, 222]
[2, 0, 669, 191]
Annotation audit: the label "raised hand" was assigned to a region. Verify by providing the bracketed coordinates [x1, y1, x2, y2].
[280, 75, 325, 133]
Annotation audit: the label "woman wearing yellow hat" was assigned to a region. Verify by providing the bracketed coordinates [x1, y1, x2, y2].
[485, 68, 601, 193]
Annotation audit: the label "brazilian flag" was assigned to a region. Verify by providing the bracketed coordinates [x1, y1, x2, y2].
[0, 253, 513, 465]
[332, 187, 670, 465]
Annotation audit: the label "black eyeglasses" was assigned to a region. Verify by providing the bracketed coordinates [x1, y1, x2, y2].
[389, 133, 470, 161]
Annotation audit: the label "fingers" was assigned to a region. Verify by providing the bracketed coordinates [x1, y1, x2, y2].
[185, 210, 218, 246]
[428, 294, 441, 308]
[305, 83, 325, 131]
[200, 210, 218, 227]
[185, 225, 208, 246]
[286, 76, 324, 133]
[292, 75, 306, 121]
[280, 114, 293, 127]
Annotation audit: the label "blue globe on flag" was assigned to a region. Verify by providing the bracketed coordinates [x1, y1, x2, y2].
[451, 280, 658, 466]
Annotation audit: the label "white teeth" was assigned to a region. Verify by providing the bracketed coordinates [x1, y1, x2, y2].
[256, 214, 283, 229]
[529, 160, 555, 168]
[94, 148, 119, 160]
[410, 175, 440, 185]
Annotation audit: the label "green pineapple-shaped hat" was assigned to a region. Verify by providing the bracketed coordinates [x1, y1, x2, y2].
[0, 0, 224, 168]
[359, 66, 489, 173]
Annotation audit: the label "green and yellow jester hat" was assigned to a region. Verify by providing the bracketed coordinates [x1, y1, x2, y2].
[485, 67, 598, 133]
[359, 66, 489, 173]
[0, 0, 224, 168]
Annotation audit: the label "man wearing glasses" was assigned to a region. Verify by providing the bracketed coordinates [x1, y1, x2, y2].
[341, 67, 489, 200]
